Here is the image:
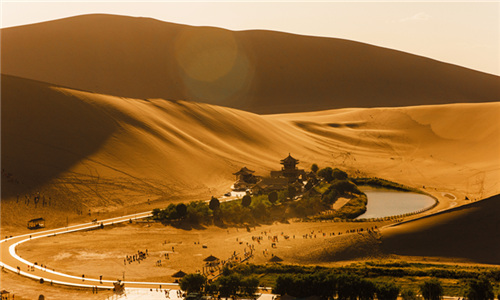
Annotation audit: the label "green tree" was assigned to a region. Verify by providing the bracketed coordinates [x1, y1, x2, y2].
[179, 273, 207, 294]
[337, 273, 360, 300]
[176, 203, 187, 218]
[311, 164, 319, 173]
[241, 276, 259, 296]
[358, 279, 376, 300]
[205, 282, 218, 296]
[241, 195, 252, 207]
[330, 180, 361, 195]
[376, 282, 400, 300]
[268, 191, 278, 204]
[332, 168, 348, 181]
[420, 278, 443, 300]
[217, 274, 242, 299]
[186, 201, 211, 224]
[401, 289, 418, 300]
[321, 188, 339, 206]
[273, 274, 295, 296]
[463, 276, 494, 300]
[209, 197, 220, 211]
[318, 167, 334, 182]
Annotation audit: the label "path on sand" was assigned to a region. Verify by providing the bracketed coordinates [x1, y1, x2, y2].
[1, 194, 241, 291]
[0, 211, 178, 290]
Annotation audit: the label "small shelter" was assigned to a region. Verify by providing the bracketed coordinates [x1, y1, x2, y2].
[203, 255, 220, 266]
[1, 290, 12, 300]
[203, 255, 219, 263]
[172, 270, 187, 278]
[268, 255, 284, 263]
[27, 218, 45, 229]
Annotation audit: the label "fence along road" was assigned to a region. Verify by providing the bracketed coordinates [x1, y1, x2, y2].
[0, 211, 179, 290]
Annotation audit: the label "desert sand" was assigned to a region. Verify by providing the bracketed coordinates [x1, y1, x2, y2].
[2, 14, 500, 299]
[2, 14, 499, 113]
[2, 74, 499, 236]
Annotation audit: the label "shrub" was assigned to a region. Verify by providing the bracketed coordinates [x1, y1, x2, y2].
[420, 278, 443, 300]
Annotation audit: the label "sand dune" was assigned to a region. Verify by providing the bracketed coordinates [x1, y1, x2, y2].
[2, 14, 499, 114]
[380, 194, 500, 264]
[2, 74, 499, 232]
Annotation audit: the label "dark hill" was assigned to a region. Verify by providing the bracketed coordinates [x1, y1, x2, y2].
[2, 14, 499, 113]
[381, 194, 500, 264]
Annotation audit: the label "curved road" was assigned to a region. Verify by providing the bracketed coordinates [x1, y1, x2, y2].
[0, 211, 179, 290]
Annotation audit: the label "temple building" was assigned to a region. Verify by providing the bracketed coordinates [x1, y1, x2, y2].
[232, 167, 259, 191]
[270, 154, 306, 183]
[251, 177, 289, 194]
[232, 154, 306, 194]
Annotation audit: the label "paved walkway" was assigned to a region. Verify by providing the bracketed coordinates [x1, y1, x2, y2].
[0, 211, 179, 290]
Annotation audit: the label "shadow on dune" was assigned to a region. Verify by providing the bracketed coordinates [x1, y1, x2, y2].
[381, 194, 500, 264]
[1, 75, 118, 197]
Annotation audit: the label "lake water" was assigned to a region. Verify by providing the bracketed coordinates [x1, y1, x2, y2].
[356, 186, 436, 219]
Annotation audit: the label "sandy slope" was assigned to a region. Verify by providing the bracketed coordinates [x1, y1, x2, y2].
[2, 14, 499, 114]
[380, 194, 500, 264]
[2, 75, 499, 234]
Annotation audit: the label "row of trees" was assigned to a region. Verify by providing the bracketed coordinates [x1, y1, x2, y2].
[178, 271, 498, 300]
[274, 273, 497, 300]
[274, 273, 401, 300]
[179, 273, 259, 299]
[216, 262, 500, 283]
[182, 263, 499, 300]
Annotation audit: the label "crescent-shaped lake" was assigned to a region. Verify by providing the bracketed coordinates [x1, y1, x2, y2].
[356, 186, 436, 219]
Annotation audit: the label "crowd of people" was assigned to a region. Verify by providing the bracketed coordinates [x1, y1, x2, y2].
[124, 249, 149, 265]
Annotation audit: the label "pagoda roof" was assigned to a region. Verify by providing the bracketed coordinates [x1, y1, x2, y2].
[281, 154, 299, 164]
[233, 167, 255, 175]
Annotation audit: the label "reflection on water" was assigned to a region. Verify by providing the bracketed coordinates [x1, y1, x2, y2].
[356, 186, 435, 219]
